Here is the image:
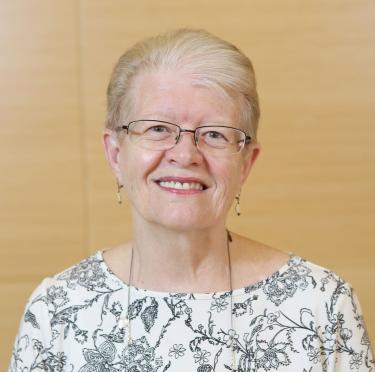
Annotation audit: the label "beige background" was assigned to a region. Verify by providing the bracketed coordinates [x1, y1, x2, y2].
[1, 0, 374, 368]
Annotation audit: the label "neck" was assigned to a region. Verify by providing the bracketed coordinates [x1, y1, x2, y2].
[130, 216, 232, 293]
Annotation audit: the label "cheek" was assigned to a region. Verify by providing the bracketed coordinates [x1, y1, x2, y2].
[119, 147, 163, 188]
[211, 157, 243, 191]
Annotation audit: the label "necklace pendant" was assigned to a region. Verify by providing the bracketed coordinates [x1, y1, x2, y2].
[118, 317, 129, 328]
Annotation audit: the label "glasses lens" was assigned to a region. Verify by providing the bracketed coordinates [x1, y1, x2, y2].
[196, 126, 246, 154]
[128, 120, 178, 150]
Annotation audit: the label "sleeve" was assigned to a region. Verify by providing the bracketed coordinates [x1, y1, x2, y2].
[8, 279, 53, 372]
[331, 283, 374, 371]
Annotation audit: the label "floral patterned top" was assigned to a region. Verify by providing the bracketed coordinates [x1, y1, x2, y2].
[9, 251, 374, 372]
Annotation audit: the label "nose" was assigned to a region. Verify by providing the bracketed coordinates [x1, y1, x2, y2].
[175, 128, 197, 146]
[165, 130, 203, 166]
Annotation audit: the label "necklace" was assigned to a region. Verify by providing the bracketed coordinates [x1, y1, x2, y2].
[119, 230, 236, 370]
[227, 230, 236, 370]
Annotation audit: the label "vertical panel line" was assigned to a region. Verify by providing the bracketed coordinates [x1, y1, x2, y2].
[76, 0, 92, 257]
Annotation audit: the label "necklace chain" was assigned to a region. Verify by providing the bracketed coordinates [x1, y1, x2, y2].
[227, 230, 236, 370]
[120, 230, 236, 370]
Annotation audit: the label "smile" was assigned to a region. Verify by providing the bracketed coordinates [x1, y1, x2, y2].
[158, 181, 204, 190]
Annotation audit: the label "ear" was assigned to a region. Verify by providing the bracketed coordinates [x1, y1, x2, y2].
[239, 142, 261, 185]
[103, 129, 123, 182]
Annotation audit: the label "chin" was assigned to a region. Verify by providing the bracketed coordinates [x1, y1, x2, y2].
[150, 211, 217, 231]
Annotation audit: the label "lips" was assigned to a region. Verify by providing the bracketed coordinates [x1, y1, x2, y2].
[154, 177, 208, 191]
[159, 180, 203, 190]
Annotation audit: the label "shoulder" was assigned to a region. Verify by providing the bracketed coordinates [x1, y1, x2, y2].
[55, 251, 110, 290]
[26, 251, 118, 310]
[9, 252, 119, 371]
[259, 249, 364, 321]
[17, 251, 120, 337]
[289, 257, 364, 320]
[232, 232, 355, 300]
[285, 258, 374, 367]
[287, 254, 356, 302]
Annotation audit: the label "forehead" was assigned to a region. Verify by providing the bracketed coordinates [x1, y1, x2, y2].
[130, 69, 240, 125]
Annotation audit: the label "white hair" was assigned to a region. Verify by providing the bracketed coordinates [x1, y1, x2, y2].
[106, 29, 260, 140]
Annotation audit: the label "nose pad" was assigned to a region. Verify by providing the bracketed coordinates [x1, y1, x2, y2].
[174, 131, 197, 147]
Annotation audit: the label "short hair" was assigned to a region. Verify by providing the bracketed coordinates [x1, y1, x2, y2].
[105, 29, 260, 140]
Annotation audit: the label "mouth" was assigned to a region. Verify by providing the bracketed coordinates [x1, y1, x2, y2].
[154, 177, 208, 192]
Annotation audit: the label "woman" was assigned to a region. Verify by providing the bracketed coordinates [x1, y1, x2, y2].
[9, 29, 373, 372]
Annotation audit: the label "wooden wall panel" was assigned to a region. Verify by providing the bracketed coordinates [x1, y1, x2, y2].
[79, 0, 375, 344]
[1, 0, 374, 368]
[0, 1, 86, 368]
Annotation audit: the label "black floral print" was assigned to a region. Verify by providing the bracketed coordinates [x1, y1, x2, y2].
[9, 252, 374, 371]
[169, 344, 186, 359]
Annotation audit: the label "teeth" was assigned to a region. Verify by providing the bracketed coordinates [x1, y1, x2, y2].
[159, 181, 204, 190]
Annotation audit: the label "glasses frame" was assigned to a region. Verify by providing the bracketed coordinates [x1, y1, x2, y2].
[115, 119, 252, 154]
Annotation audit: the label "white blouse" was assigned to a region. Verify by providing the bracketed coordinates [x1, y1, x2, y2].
[9, 251, 374, 372]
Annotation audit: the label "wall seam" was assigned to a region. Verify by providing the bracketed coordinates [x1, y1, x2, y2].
[75, 0, 92, 258]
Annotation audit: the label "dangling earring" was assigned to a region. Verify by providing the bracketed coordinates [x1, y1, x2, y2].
[116, 181, 123, 205]
[235, 192, 241, 216]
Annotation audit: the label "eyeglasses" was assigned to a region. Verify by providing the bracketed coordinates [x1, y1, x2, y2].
[115, 120, 252, 155]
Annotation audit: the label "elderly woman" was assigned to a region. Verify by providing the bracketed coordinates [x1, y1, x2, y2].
[10, 29, 373, 372]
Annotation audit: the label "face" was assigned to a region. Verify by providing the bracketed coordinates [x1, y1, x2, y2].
[104, 69, 260, 231]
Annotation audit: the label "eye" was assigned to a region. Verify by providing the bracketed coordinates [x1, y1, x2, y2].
[147, 125, 171, 133]
[141, 123, 175, 141]
[207, 131, 224, 139]
[202, 130, 228, 142]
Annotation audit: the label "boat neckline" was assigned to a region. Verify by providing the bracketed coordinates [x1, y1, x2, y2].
[97, 250, 301, 299]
